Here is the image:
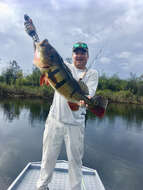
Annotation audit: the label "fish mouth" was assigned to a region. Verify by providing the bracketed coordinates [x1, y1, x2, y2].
[39, 39, 49, 47]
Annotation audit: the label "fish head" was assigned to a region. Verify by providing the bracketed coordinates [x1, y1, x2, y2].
[34, 39, 58, 69]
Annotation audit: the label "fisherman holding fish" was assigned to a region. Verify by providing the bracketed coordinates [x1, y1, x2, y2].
[24, 16, 105, 190]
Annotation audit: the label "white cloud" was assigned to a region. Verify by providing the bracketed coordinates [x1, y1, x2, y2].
[132, 54, 143, 64]
[4, 39, 16, 49]
[134, 42, 143, 48]
[0, 2, 13, 17]
[0, 2, 14, 32]
[51, 0, 89, 9]
[0, 2, 20, 33]
[51, 0, 60, 10]
[0, 0, 143, 78]
[113, 0, 143, 35]
[118, 53, 143, 74]
[116, 51, 131, 59]
[113, 0, 143, 8]
[70, 28, 99, 44]
[71, 28, 89, 38]
[120, 62, 129, 70]
[100, 57, 111, 64]
[88, 36, 99, 44]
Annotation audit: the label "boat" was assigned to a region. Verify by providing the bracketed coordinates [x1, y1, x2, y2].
[7, 160, 105, 190]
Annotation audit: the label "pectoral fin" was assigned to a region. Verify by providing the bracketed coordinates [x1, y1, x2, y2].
[68, 102, 79, 111]
[40, 74, 49, 86]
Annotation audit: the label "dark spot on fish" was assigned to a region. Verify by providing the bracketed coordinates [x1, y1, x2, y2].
[50, 55, 55, 62]
[70, 89, 77, 97]
[48, 69, 60, 83]
[55, 79, 66, 89]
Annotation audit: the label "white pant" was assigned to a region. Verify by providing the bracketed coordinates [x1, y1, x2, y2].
[36, 116, 85, 190]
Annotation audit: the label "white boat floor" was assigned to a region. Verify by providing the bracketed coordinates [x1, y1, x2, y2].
[8, 160, 105, 190]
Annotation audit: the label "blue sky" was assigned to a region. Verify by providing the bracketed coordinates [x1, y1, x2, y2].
[0, 0, 143, 78]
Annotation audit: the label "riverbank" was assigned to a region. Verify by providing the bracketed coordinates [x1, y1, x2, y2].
[96, 89, 143, 105]
[0, 83, 53, 100]
[0, 83, 143, 105]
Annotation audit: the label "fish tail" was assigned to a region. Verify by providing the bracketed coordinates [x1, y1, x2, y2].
[89, 96, 108, 118]
[89, 106, 105, 118]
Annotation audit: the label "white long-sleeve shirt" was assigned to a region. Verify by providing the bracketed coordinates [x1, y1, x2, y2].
[48, 62, 98, 126]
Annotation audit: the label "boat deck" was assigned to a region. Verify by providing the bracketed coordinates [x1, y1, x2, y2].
[7, 160, 105, 190]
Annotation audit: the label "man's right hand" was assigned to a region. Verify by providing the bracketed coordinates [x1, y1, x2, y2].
[78, 96, 91, 108]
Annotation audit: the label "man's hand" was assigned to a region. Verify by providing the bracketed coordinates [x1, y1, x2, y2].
[78, 100, 86, 107]
[78, 96, 91, 107]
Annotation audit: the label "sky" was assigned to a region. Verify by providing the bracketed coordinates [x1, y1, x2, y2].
[0, 0, 143, 78]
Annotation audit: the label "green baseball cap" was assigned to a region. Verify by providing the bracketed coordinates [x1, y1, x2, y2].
[73, 42, 88, 52]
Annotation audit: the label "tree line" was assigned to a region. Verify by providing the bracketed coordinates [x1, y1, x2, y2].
[0, 60, 143, 99]
[98, 73, 143, 96]
[0, 60, 40, 86]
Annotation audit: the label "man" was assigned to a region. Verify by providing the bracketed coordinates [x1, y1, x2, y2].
[25, 22, 98, 190]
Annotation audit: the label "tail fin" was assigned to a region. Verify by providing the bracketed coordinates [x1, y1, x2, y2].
[89, 106, 106, 118]
[89, 96, 108, 118]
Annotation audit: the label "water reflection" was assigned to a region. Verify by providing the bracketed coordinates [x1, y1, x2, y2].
[88, 103, 143, 131]
[84, 117, 143, 190]
[0, 99, 143, 190]
[107, 103, 143, 130]
[1, 99, 143, 129]
[0, 98, 51, 126]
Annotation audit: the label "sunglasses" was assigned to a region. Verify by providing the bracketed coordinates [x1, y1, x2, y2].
[73, 43, 88, 49]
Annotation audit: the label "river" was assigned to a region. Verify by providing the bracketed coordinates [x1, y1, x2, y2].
[0, 98, 143, 190]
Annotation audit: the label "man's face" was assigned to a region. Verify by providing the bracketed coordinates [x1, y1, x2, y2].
[72, 49, 89, 69]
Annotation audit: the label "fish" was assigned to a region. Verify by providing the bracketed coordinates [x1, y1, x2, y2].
[33, 39, 108, 118]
